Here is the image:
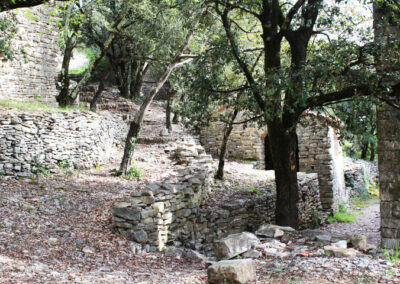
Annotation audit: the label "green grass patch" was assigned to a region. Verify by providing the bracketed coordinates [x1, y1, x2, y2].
[333, 210, 357, 222]
[0, 99, 87, 112]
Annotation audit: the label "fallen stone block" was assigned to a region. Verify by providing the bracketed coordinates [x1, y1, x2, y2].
[213, 232, 260, 260]
[207, 259, 256, 284]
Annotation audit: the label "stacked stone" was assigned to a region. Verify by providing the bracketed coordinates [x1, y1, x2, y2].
[0, 6, 61, 104]
[113, 141, 322, 255]
[0, 110, 128, 177]
[200, 122, 264, 160]
[377, 104, 400, 249]
[297, 172, 325, 228]
[297, 116, 347, 212]
[113, 153, 213, 251]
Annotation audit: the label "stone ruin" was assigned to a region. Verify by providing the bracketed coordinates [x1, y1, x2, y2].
[112, 139, 323, 255]
[200, 113, 348, 212]
[0, 5, 61, 105]
[0, 110, 128, 177]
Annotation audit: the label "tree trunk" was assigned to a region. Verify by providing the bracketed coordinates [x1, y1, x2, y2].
[119, 121, 141, 175]
[118, 61, 131, 98]
[216, 108, 239, 180]
[166, 97, 172, 131]
[268, 122, 299, 229]
[370, 142, 376, 162]
[90, 64, 112, 111]
[361, 141, 368, 160]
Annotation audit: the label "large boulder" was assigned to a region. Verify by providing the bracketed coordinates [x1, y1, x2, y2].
[213, 232, 260, 260]
[207, 259, 256, 284]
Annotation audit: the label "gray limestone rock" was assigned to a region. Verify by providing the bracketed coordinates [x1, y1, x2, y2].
[207, 259, 256, 284]
[350, 234, 368, 250]
[214, 232, 260, 260]
[324, 245, 358, 258]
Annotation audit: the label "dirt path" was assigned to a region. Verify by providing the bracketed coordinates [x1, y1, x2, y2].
[322, 201, 381, 245]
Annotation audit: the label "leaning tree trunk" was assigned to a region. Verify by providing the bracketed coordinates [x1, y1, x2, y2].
[216, 108, 239, 180]
[90, 64, 112, 111]
[268, 121, 300, 229]
[119, 15, 201, 175]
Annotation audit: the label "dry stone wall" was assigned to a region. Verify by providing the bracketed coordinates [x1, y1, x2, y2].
[200, 115, 347, 212]
[297, 117, 347, 212]
[0, 5, 61, 104]
[113, 141, 323, 255]
[0, 110, 128, 177]
[377, 104, 400, 249]
[200, 123, 264, 160]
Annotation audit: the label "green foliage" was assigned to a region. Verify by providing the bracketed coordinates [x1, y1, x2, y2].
[247, 186, 261, 195]
[31, 156, 50, 177]
[328, 203, 357, 223]
[57, 159, 71, 169]
[0, 13, 17, 61]
[385, 243, 400, 265]
[125, 162, 143, 180]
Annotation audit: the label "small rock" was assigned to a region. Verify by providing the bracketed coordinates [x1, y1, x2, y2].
[256, 224, 295, 238]
[351, 234, 367, 250]
[316, 234, 332, 244]
[324, 245, 357, 258]
[184, 249, 208, 263]
[82, 246, 95, 254]
[207, 259, 256, 284]
[48, 237, 58, 244]
[242, 249, 262, 259]
[331, 240, 347, 249]
[131, 229, 148, 243]
[164, 246, 184, 258]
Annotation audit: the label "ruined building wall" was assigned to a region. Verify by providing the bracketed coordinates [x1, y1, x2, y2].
[112, 141, 322, 255]
[200, 116, 347, 212]
[0, 5, 61, 104]
[378, 105, 400, 249]
[0, 110, 128, 178]
[374, 3, 400, 249]
[297, 118, 347, 211]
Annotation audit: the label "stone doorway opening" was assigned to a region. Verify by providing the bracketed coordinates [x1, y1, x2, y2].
[263, 133, 300, 171]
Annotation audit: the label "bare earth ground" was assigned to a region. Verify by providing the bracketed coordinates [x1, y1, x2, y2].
[0, 103, 399, 283]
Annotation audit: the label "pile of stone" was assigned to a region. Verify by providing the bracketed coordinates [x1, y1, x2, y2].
[0, 110, 128, 177]
[206, 225, 378, 283]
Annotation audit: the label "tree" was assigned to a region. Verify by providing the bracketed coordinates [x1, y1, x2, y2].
[197, 0, 398, 228]
[0, 0, 68, 12]
[56, 0, 133, 107]
[118, 2, 205, 175]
